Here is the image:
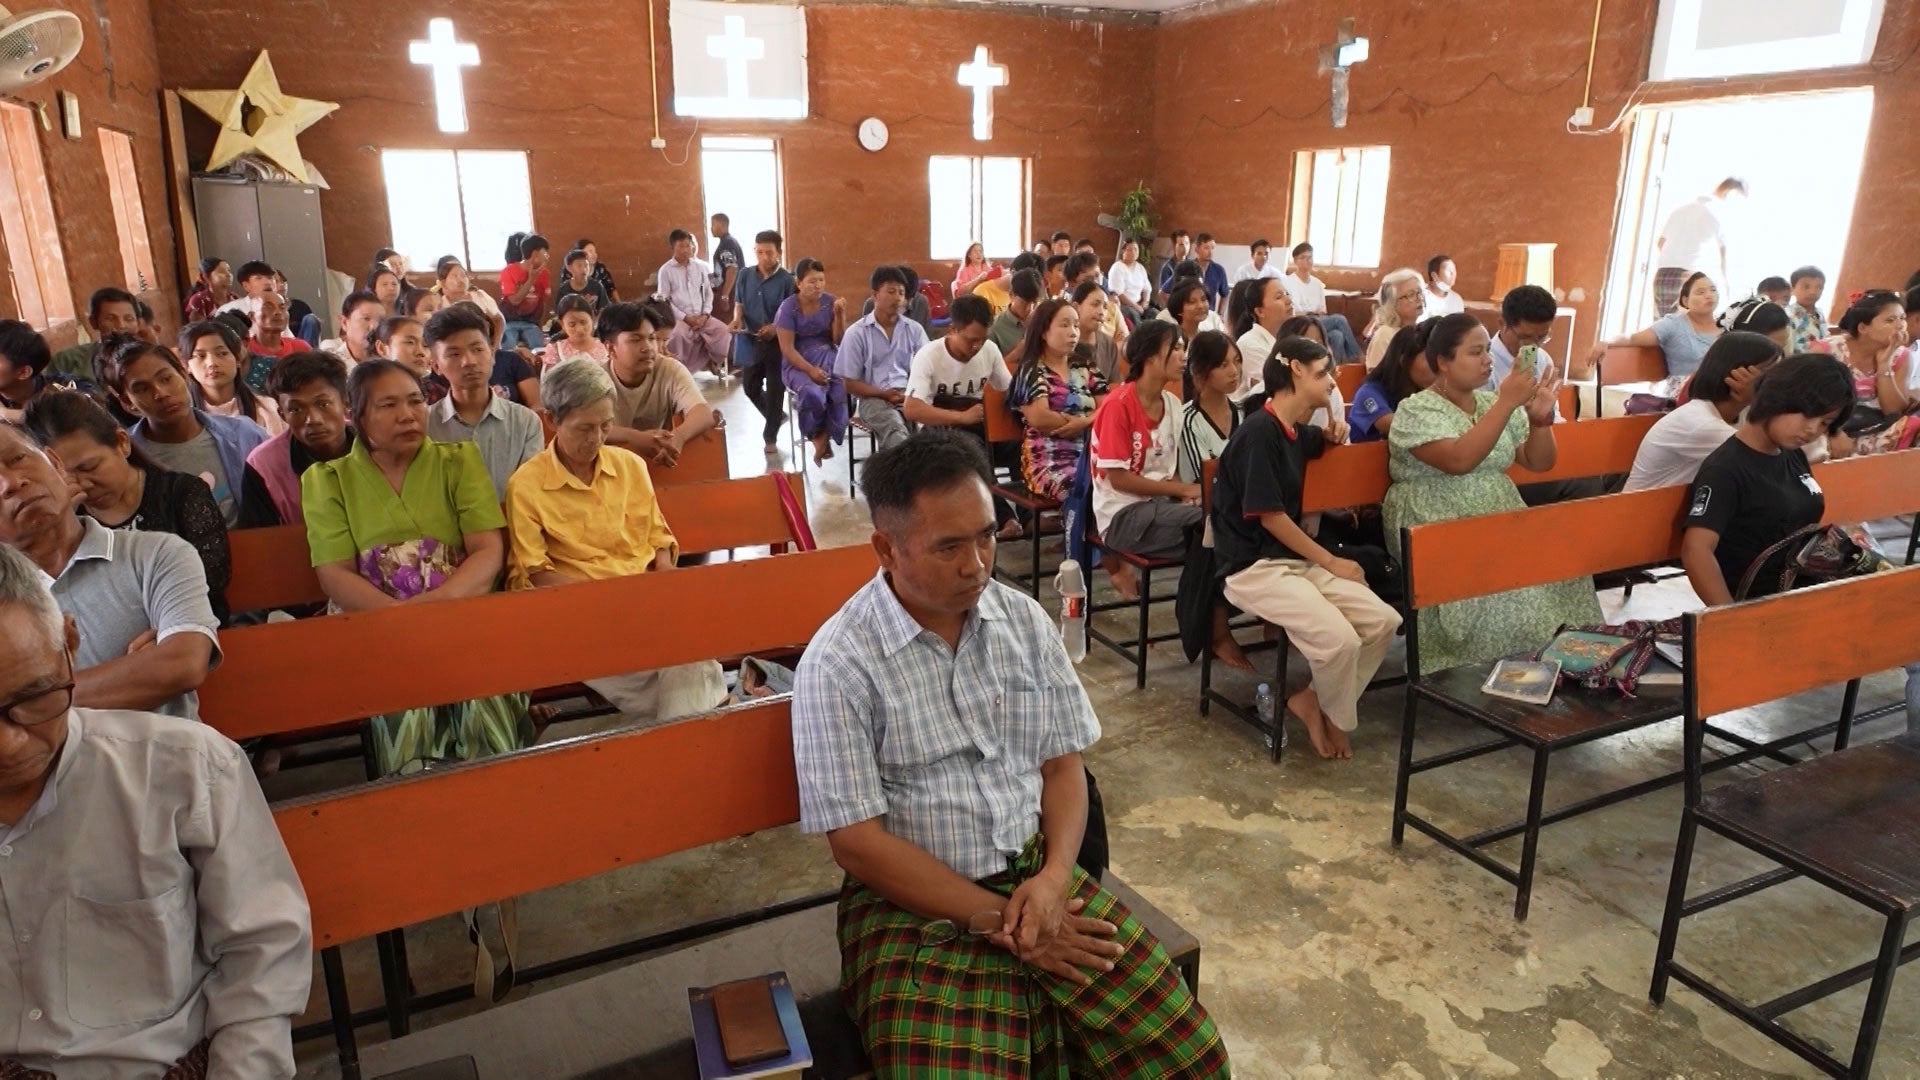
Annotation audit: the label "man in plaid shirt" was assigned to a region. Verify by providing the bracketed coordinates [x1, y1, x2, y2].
[793, 429, 1226, 1077]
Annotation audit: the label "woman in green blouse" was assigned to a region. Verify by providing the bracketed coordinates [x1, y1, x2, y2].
[1384, 314, 1601, 673]
[301, 359, 533, 775]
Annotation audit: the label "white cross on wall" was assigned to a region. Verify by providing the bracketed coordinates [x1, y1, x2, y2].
[957, 45, 1007, 142]
[707, 15, 765, 101]
[410, 18, 480, 134]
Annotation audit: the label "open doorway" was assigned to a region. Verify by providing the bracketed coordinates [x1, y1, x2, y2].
[1599, 88, 1874, 337]
[699, 135, 783, 259]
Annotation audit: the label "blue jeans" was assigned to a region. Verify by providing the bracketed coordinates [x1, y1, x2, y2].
[1317, 314, 1362, 363]
[502, 320, 545, 351]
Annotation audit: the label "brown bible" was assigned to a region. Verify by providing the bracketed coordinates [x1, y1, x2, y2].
[710, 975, 791, 1067]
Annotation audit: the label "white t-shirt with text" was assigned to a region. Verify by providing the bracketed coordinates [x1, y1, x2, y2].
[905, 337, 1011, 403]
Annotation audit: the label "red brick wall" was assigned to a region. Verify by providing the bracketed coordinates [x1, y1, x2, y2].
[1151, 0, 1920, 352]
[0, 0, 178, 345]
[147, 0, 1156, 299]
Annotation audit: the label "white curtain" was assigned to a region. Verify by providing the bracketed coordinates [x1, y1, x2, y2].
[670, 0, 809, 119]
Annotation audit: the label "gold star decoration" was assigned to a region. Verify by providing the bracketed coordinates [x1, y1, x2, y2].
[180, 51, 338, 183]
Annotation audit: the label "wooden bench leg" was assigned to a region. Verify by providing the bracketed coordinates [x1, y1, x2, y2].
[1512, 747, 1552, 922]
[1133, 564, 1152, 690]
[1391, 690, 1419, 846]
[1848, 910, 1911, 1078]
[1028, 518, 1043, 599]
[1648, 805, 1699, 1005]
[1198, 626, 1213, 715]
[376, 928, 412, 1037]
[322, 945, 362, 1080]
[1180, 948, 1201, 1003]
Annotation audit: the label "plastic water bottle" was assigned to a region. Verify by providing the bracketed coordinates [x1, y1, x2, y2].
[1055, 559, 1087, 663]
[1254, 682, 1287, 754]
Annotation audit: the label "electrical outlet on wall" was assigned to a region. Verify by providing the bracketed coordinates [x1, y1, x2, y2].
[1569, 106, 1595, 128]
[650, 137, 667, 149]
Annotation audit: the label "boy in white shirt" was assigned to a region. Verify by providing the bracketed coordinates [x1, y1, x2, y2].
[1279, 243, 1362, 363]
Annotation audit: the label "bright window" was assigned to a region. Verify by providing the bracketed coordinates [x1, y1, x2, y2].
[379, 149, 533, 273]
[700, 137, 783, 255]
[98, 130, 158, 294]
[0, 102, 73, 328]
[1289, 146, 1390, 269]
[1651, 0, 1884, 80]
[928, 155, 1028, 261]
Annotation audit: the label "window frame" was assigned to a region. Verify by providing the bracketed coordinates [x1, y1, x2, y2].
[98, 128, 159, 295]
[0, 102, 74, 329]
[378, 148, 534, 274]
[926, 154, 1031, 262]
[1287, 145, 1391, 271]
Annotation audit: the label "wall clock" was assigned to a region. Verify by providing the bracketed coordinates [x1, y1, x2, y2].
[857, 117, 888, 152]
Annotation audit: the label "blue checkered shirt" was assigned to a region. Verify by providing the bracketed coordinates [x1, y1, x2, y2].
[793, 571, 1102, 882]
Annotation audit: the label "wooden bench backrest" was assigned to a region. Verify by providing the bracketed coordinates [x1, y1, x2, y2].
[1598, 345, 1666, 386]
[649, 429, 729, 486]
[1335, 364, 1365, 400]
[1690, 565, 1920, 717]
[1404, 449, 1920, 610]
[278, 697, 803, 946]
[223, 472, 809, 613]
[985, 383, 1022, 443]
[1301, 413, 1656, 513]
[199, 543, 877, 739]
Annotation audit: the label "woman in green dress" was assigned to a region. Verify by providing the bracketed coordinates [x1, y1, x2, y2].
[301, 358, 534, 775]
[1384, 314, 1602, 673]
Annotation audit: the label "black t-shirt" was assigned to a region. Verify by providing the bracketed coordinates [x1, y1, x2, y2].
[1685, 437, 1824, 599]
[1210, 405, 1328, 579]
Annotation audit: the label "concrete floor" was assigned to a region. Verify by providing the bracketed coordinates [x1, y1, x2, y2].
[284, 375, 1920, 1078]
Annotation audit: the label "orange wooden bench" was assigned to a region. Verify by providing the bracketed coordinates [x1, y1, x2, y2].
[266, 543, 876, 1076]
[648, 426, 729, 486]
[1591, 344, 1667, 417]
[1299, 412, 1657, 514]
[200, 542, 876, 742]
[225, 471, 808, 614]
[1651, 565, 1920, 1080]
[1392, 449, 1920, 919]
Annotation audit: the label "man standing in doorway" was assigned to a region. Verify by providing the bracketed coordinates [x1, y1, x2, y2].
[732, 230, 796, 454]
[1653, 177, 1746, 318]
[709, 213, 745, 326]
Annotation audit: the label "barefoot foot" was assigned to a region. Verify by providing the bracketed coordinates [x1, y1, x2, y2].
[1106, 561, 1140, 601]
[1325, 723, 1353, 759]
[1211, 636, 1255, 672]
[1287, 688, 1336, 759]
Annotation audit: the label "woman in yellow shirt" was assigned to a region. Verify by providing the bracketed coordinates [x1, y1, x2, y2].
[503, 358, 725, 721]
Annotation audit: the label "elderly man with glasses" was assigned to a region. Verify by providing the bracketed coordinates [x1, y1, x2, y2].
[0, 543, 311, 1078]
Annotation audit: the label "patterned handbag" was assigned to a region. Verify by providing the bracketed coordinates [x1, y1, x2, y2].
[1534, 618, 1683, 695]
[1733, 523, 1892, 601]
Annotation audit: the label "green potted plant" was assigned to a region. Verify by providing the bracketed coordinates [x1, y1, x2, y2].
[1098, 182, 1156, 258]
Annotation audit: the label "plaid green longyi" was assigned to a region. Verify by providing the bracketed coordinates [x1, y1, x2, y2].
[836, 838, 1229, 1078]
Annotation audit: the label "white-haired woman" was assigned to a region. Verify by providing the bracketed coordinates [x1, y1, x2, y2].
[1364, 267, 1426, 371]
[503, 358, 727, 724]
